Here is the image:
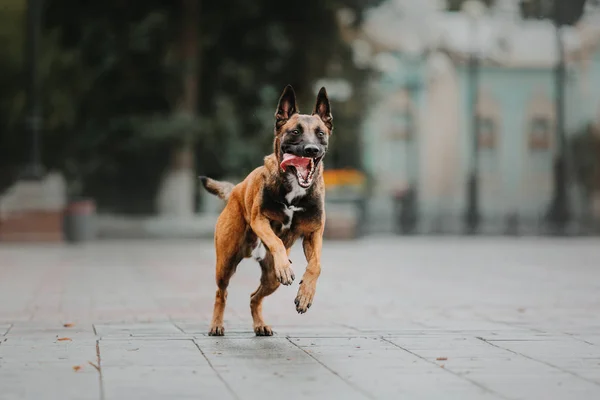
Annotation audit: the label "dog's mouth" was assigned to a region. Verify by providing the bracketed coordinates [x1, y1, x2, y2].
[280, 153, 322, 188]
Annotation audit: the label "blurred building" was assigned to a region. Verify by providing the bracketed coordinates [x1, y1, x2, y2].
[339, 0, 600, 234]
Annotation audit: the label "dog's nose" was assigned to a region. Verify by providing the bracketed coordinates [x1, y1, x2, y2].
[303, 145, 320, 157]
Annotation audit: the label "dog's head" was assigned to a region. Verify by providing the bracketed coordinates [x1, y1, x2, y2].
[273, 85, 332, 189]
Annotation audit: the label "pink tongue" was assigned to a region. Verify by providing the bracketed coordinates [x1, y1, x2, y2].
[280, 154, 311, 179]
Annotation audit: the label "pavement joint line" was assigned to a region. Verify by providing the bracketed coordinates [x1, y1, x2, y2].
[98, 336, 196, 341]
[2, 324, 13, 336]
[191, 334, 381, 340]
[285, 337, 377, 400]
[380, 337, 512, 400]
[95, 339, 105, 400]
[191, 338, 240, 400]
[562, 332, 597, 347]
[476, 336, 600, 387]
[473, 313, 548, 334]
[337, 323, 363, 332]
[170, 320, 186, 335]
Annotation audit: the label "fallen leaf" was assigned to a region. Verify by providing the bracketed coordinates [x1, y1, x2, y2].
[436, 357, 448, 361]
[72, 365, 82, 372]
[63, 323, 75, 328]
[440, 364, 445, 368]
[57, 337, 72, 342]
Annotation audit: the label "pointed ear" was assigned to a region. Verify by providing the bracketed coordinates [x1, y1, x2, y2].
[313, 87, 333, 129]
[275, 85, 299, 126]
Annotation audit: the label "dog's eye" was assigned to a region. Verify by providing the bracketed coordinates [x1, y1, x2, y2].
[317, 131, 325, 137]
[291, 130, 300, 135]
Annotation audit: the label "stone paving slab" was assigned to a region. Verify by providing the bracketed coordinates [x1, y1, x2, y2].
[1, 238, 600, 399]
[93, 322, 184, 338]
[478, 337, 600, 385]
[100, 339, 234, 400]
[386, 335, 600, 400]
[291, 336, 501, 400]
[175, 321, 362, 338]
[0, 336, 99, 400]
[194, 336, 369, 400]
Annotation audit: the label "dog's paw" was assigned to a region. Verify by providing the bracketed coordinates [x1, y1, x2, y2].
[294, 281, 315, 314]
[208, 325, 225, 336]
[275, 261, 295, 286]
[254, 325, 274, 336]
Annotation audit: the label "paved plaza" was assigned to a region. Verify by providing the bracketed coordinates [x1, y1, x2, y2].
[0, 237, 599, 399]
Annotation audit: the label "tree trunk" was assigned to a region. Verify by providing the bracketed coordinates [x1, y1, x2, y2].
[156, 0, 199, 217]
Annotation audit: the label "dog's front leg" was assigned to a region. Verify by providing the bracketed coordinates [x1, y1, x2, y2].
[295, 229, 323, 314]
[251, 216, 295, 285]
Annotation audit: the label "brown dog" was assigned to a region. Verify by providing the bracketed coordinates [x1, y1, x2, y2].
[199, 85, 332, 336]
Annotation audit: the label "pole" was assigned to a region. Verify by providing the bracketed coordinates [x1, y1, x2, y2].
[547, 1, 570, 234]
[22, 0, 44, 180]
[465, 50, 481, 234]
[400, 82, 419, 234]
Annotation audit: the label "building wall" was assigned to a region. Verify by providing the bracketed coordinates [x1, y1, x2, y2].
[363, 50, 600, 233]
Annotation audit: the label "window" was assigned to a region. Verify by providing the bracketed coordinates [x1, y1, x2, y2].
[477, 116, 497, 149]
[528, 117, 551, 150]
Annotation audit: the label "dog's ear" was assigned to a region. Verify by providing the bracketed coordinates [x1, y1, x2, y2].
[313, 87, 333, 130]
[275, 85, 299, 126]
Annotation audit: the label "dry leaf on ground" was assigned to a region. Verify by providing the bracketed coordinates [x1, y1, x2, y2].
[57, 337, 72, 341]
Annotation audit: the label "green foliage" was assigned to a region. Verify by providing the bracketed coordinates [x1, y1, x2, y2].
[0, 0, 26, 190]
[1, 0, 378, 212]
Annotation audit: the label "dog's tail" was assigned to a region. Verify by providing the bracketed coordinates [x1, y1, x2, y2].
[199, 176, 235, 202]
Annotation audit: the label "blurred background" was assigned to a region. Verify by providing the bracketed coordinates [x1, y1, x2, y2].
[1, 0, 600, 242]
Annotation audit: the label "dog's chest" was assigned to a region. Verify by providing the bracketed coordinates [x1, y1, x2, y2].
[285, 182, 307, 205]
[280, 178, 307, 230]
[261, 180, 321, 236]
[280, 203, 304, 231]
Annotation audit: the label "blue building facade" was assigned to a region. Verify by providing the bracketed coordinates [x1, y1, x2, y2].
[359, 45, 600, 234]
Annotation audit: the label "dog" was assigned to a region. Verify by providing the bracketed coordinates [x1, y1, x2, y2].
[199, 84, 332, 336]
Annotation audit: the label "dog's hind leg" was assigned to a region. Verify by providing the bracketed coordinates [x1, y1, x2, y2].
[209, 203, 245, 336]
[250, 252, 280, 336]
[209, 252, 242, 336]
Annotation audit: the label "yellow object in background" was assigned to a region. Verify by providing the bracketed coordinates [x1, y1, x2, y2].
[323, 169, 366, 188]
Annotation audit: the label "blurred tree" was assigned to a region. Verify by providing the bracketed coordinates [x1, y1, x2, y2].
[0, 0, 27, 192]
[1, 0, 379, 212]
